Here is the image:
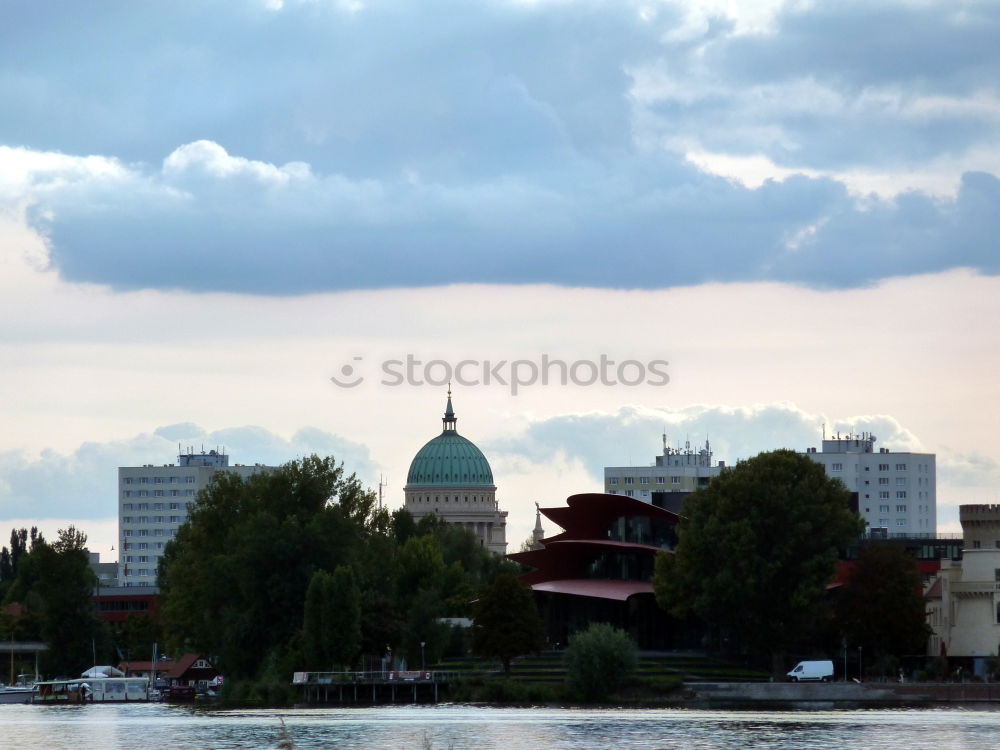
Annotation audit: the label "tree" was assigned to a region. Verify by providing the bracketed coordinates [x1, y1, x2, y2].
[835, 544, 930, 663]
[302, 566, 361, 670]
[564, 622, 637, 701]
[3, 527, 106, 676]
[472, 574, 543, 674]
[654, 449, 864, 661]
[158, 455, 378, 679]
[326, 566, 362, 669]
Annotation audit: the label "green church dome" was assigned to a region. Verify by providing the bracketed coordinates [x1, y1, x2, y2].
[405, 392, 495, 488]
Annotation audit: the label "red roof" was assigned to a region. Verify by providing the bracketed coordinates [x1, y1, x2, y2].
[531, 579, 654, 601]
[538, 493, 680, 544]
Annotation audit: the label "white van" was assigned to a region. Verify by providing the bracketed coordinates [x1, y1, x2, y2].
[787, 660, 834, 682]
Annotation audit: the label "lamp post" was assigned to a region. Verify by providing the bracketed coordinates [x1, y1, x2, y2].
[421, 641, 426, 671]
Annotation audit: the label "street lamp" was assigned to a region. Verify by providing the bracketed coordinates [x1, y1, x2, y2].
[420, 641, 426, 671]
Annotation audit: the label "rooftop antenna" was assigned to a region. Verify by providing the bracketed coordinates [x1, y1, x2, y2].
[662, 430, 667, 455]
[378, 474, 388, 512]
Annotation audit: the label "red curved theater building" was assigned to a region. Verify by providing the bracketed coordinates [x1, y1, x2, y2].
[507, 492, 686, 649]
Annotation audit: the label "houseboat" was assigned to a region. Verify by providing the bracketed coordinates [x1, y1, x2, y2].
[33, 676, 149, 703]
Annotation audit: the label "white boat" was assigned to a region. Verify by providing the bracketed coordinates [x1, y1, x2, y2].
[0, 685, 36, 704]
[0, 674, 37, 705]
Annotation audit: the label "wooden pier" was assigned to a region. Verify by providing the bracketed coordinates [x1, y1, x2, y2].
[292, 671, 451, 705]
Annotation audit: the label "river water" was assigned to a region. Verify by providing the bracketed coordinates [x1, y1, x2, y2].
[2, 703, 998, 749]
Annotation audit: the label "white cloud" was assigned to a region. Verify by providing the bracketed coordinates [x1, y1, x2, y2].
[0, 424, 379, 521]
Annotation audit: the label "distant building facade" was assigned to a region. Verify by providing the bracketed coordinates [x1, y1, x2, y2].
[925, 505, 1000, 674]
[604, 436, 726, 501]
[117, 450, 274, 586]
[508, 492, 683, 649]
[404, 391, 507, 554]
[803, 433, 936, 536]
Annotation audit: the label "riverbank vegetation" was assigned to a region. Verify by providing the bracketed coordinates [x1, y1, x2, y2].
[157, 455, 524, 698]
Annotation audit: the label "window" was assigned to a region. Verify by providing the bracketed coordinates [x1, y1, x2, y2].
[139, 477, 148, 484]
[124, 478, 133, 485]
[896, 463, 907, 471]
[639, 477, 649, 485]
[895, 477, 906, 486]
[137, 529, 149, 537]
[897, 491, 907, 499]
[624, 477, 634, 485]
[169, 503, 179, 510]
[641, 490, 649, 497]
[122, 516, 133, 523]
[879, 519, 890, 527]
[123, 530, 133, 537]
[154, 477, 162, 484]
[609, 477, 618, 485]
[137, 543, 148, 550]
[185, 476, 195, 483]
[655, 477, 665, 485]
[896, 505, 907, 513]
[879, 491, 890, 499]
[154, 490, 164, 497]
[626, 490, 634, 497]
[184, 490, 194, 496]
[879, 478, 889, 485]
[671, 476, 680, 485]
[879, 463, 889, 471]
[124, 491, 132, 498]
[896, 519, 907, 527]
[879, 505, 890, 513]
[138, 490, 148, 497]
[831, 463, 843, 471]
[122, 503, 133, 511]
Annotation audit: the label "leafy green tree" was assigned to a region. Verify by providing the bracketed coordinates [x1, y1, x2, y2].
[303, 570, 330, 668]
[112, 614, 163, 664]
[472, 573, 544, 674]
[564, 622, 637, 701]
[3, 527, 106, 676]
[835, 544, 930, 661]
[158, 455, 378, 679]
[654, 449, 864, 661]
[327, 566, 362, 669]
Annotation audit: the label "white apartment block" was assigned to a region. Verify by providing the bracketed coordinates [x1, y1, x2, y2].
[604, 436, 727, 501]
[117, 449, 274, 587]
[803, 433, 936, 537]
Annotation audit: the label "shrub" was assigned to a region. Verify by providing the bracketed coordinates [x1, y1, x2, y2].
[564, 623, 637, 701]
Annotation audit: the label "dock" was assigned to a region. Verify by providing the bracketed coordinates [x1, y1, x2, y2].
[292, 671, 451, 705]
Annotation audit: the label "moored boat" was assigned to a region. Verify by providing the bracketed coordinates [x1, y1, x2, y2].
[0, 685, 36, 704]
[32, 676, 149, 704]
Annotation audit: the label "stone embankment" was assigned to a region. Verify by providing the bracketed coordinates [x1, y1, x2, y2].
[686, 681, 1000, 705]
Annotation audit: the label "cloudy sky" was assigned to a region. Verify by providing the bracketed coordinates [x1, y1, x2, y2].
[1, 0, 998, 556]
